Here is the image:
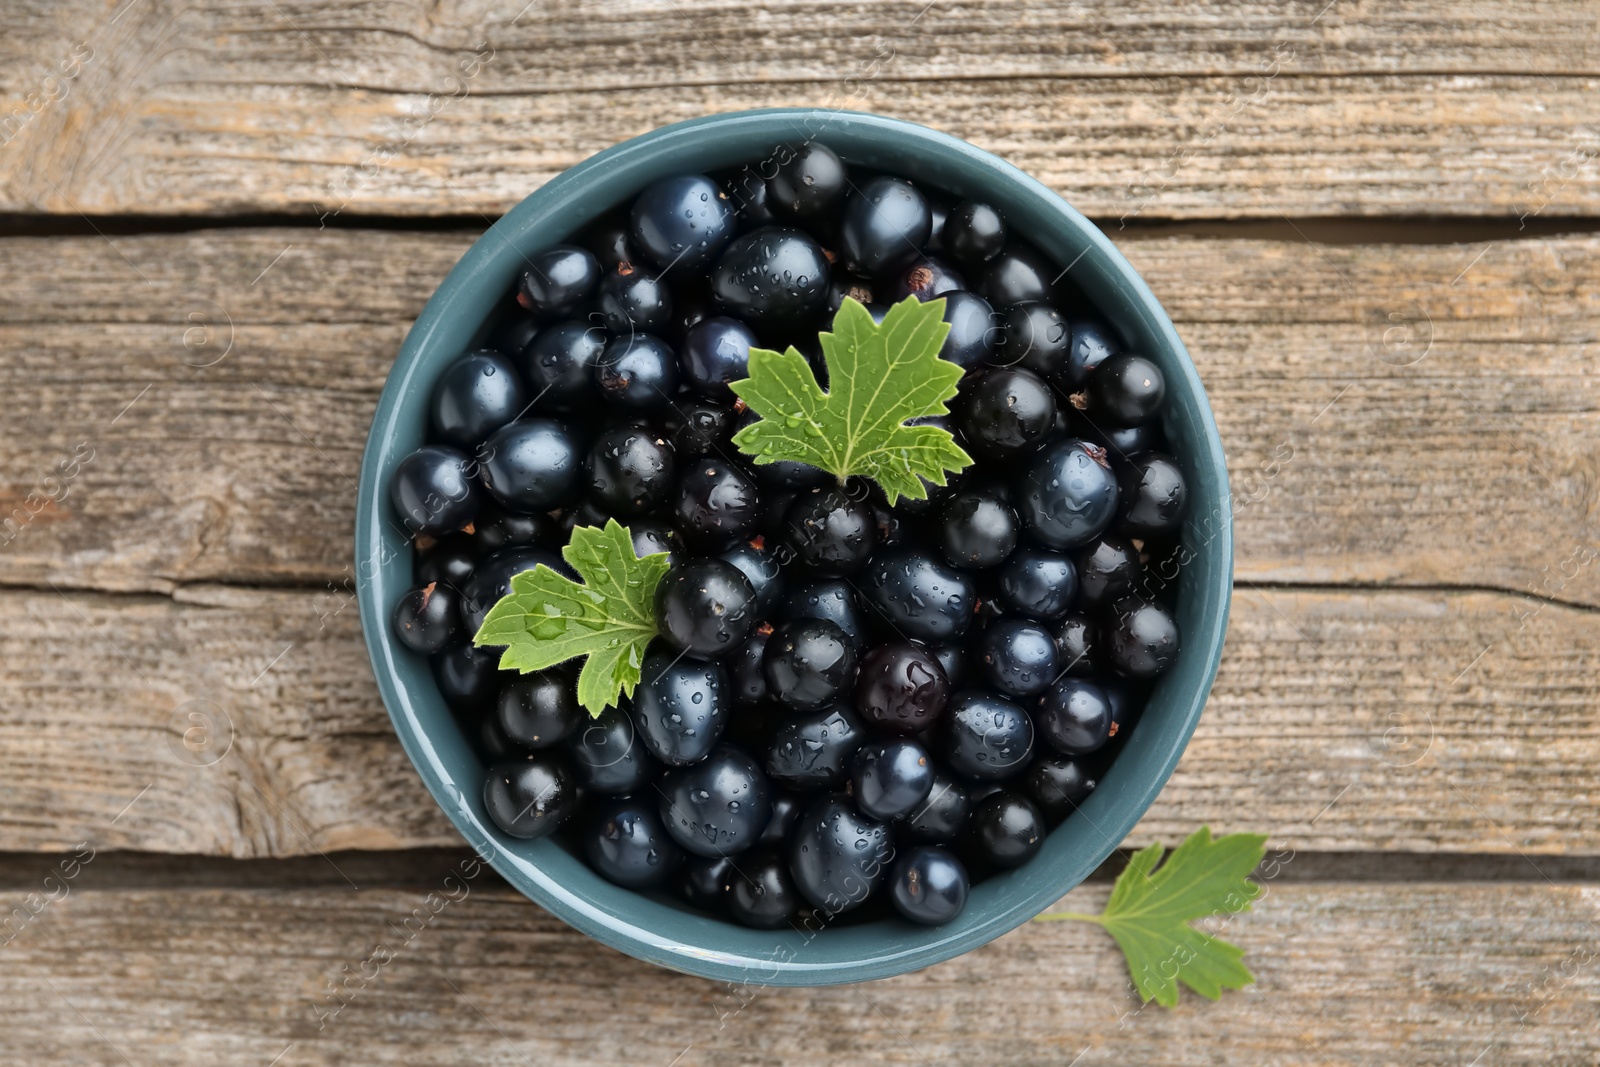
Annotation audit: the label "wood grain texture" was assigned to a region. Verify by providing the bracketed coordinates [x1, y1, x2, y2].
[4, 229, 1599, 607]
[2, 1, 1599, 217]
[3, 878, 1598, 1065]
[4, 585, 1597, 857]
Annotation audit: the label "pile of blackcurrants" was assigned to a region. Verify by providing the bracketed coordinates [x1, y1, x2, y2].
[387, 142, 1186, 931]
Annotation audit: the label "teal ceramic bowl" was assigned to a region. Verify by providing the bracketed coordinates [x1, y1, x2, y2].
[356, 108, 1231, 986]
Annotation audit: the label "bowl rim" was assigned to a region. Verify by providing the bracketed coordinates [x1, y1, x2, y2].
[356, 107, 1233, 986]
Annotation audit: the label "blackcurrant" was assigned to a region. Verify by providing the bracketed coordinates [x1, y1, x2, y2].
[978, 618, 1060, 698]
[1053, 614, 1099, 676]
[584, 798, 683, 889]
[653, 558, 758, 658]
[416, 532, 478, 588]
[1021, 754, 1097, 823]
[595, 333, 678, 410]
[430, 350, 528, 450]
[942, 690, 1034, 781]
[885, 256, 965, 303]
[567, 704, 659, 795]
[840, 177, 930, 276]
[1014, 439, 1118, 549]
[854, 641, 949, 735]
[904, 771, 972, 843]
[483, 754, 578, 839]
[1107, 599, 1179, 678]
[391, 445, 481, 536]
[718, 540, 785, 619]
[1089, 353, 1166, 427]
[710, 227, 831, 338]
[943, 201, 1007, 265]
[768, 141, 847, 225]
[657, 744, 772, 858]
[962, 368, 1056, 458]
[890, 846, 969, 925]
[480, 419, 582, 512]
[432, 643, 500, 713]
[1035, 676, 1112, 755]
[1118, 453, 1188, 538]
[681, 316, 755, 401]
[851, 737, 935, 821]
[730, 630, 770, 705]
[597, 268, 673, 335]
[766, 703, 865, 790]
[763, 618, 857, 712]
[782, 577, 868, 647]
[392, 582, 462, 653]
[787, 796, 893, 914]
[496, 668, 581, 749]
[725, 849, 799, 929]
[965, 791, 1043, 868]
[994, 548, 1078, 620]
[937, 491, 1018, 569]
[785, 485, 877, 576]
[938, 290, 1001, 370]
[1075, 534, 1143, 609]
[586, 425, 675, 516]
[517, 246, 601, 319]
[630, 174, 737, 273]
[630, 647, 728, 766]
[674, 458, 761, 548]
[860, 547, 977, 642]
[978, 247, 1055, 307]
[519, 320, 605, 413]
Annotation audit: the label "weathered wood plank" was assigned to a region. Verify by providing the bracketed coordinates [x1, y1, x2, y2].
[2, 585, 1596, 857]
[2, 878, 1597, 1065]
[4, 229, 1599, 607]
[2, 2, 1599, 217]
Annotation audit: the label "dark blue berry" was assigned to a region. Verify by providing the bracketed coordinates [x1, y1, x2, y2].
[1090, 353, 1166, 427]
[584, 798, 683, 889]
[1118, 453, 1188, 538]
[785, 486, 877, 576]
[679, 855, 734, 911]
[977, 246, 1055, 307]
[783, 577, 868, 647]
[682, 316, 755, 401]
[630, 174, 737, 273]
[1035, 676, 1112, 755]
[766, 704, 865, 790]
[430, 350, 528, 450]
[725, 849, 799, 929]
[730, 630, 770, 705]
[943, 201, 1006, 266]
[1053, 614, 1099, 676]
[496, 668, 581, 749]
[787, 796, 893, 914]
[890, 846, 969, 925]
[854, 642, 949, 735]
[392, 582, 461, 653]
[1015, 439, 1118, 549]
[937, 290, 1001, 370]
[852, 738, 935, 821]
[628, 518, 681, 565]
[1075, 535, 1142, 609]
[840, 177, 930, 276]
[1021, 754, 1096, 823]
[519, 320, 605, 413]
[943, 690, 1035, 781]
[995, 548, 1078, 620]
[630, 648, 728, 766]
[432, 643, 499, 712]
[586, 425, 675, 515]
[657, 744, 772, 858]
[391, 445, 481, 535]
[654, 558, 758, 658]
[718, 540, 786, 619]
[996, 302, 1071, 375]
[710, 227, 831, 337]
[904, 771, 971, 843]
[938, 491, 1018, 569]
[764, 618, 857, 712]
[860, 547, 977, 642]
[1057, 317, 1120, 388]
[517, 246, 601, 319]
[567, 704, 659, 795]
[479, 419, 581, 513]
[768, 141, 847, 225]
[1107, 599, 1179, 678]
[597, 269, 673, 335]
[416, 532, 478, 588]
[483, 754, 578, 839]
[668, 402, 735, 458]
[965, 791, 1042, 868]
[978, 618, 1060, 698]
[674, 458, 761, 548]
[595, 334, 678, 410]
[962, 368, 1055, 458]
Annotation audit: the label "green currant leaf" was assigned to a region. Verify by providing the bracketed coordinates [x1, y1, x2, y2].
[1037, 827, 1268, 1007]
[729, 296, 973, 505]
[472, 519, 669, 716]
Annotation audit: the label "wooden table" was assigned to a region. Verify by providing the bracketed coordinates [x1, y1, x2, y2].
[4, 2, 1600, 1063]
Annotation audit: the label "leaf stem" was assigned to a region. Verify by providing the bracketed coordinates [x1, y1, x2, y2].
[1034, 910, 1104, 924]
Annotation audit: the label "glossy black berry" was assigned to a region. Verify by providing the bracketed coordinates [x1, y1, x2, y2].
[978, 618, 1060, 698]
[1107, 599, 1180, 678]
[1075, 535, 1143, 609]
[1020, 754, 1097, 823]
[929, 643, 969, 689]
[711, 227, 831, 337]
[391, 445, 480, 535]
[943, 690, 1035, 781]
[628, 518, 682, 564]
[978, 247, 1055, 307]
[996, 302, 1071, 376]
[785, 486, 877, 576]
[994, 548, 1078, 620]
[938, 290, 1001, 370]
[517, 246, 601, 319]
[1056, 316, 1120, 389]
[597, 268, 673, 334]
[854, 642, 949, 735]
[480, 419, 581, 513]
[840, 177, 931, 276]
[1035, 676, 1112, 755]
[583, 216, 639, 271]
[392, 582, 461, 653]
[483, 754, 578, 839]
[462, 547, 563, 634]
[1015, 439, 1119, 549]
[567, 704, 659, 795]
[667, 402, 735, 460]
[432, 643, 500, 713]
[491, 312, 539, 358]
[519, 320, 604, 413]
[1119, 454, 1188, 538]
[681, 316, 755, 401]
[416, 532, 478, 588]
[1090, 353, 1166, 427]
[890, 846, 969, 926]
[851, 738, 935, 821]
[885, 256, 965, 303]
[679, 855, 734, 911]
[585, 798, 683, 889]
[725, 849, 800, 929]
[630, 648, 728, 766]
[965, 791, 1043, 868]
[657, 744, 772, 858]
[430, 350, 528, 450]
[760, 791, 803, 846]
[938, 491, 1018, 569]
[943, 201, 1006, 265]
[587, 426, 675, 516]
[1053, 614, 1099, 676]
[904, 771, 972, 843]
[782, 577, 868, 647]
[674, 458, 760, 548]
[718, 540, 785, 619]
[595, 334, 678, 410]
[496, 668, 581, 749]
[470, 504, 550, 555]
[764, 618, 857, 712]
[730, 630, 770, 705]
[654, 558, 758, 659]
[630, 174, 737, 273]
[769, 141, 847, 223]
[766, 703, 865, 790]
[787, 796, 893, 914]
[724, 164, 776, 227]
[860, 548, 977, 643]
[962, 368, 1056, 458]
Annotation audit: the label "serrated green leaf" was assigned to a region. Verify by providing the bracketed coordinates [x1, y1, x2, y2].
[728, 296, 973, 505]
[1037, 827, 1268, 1007]
[471, 519, 669, 716]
